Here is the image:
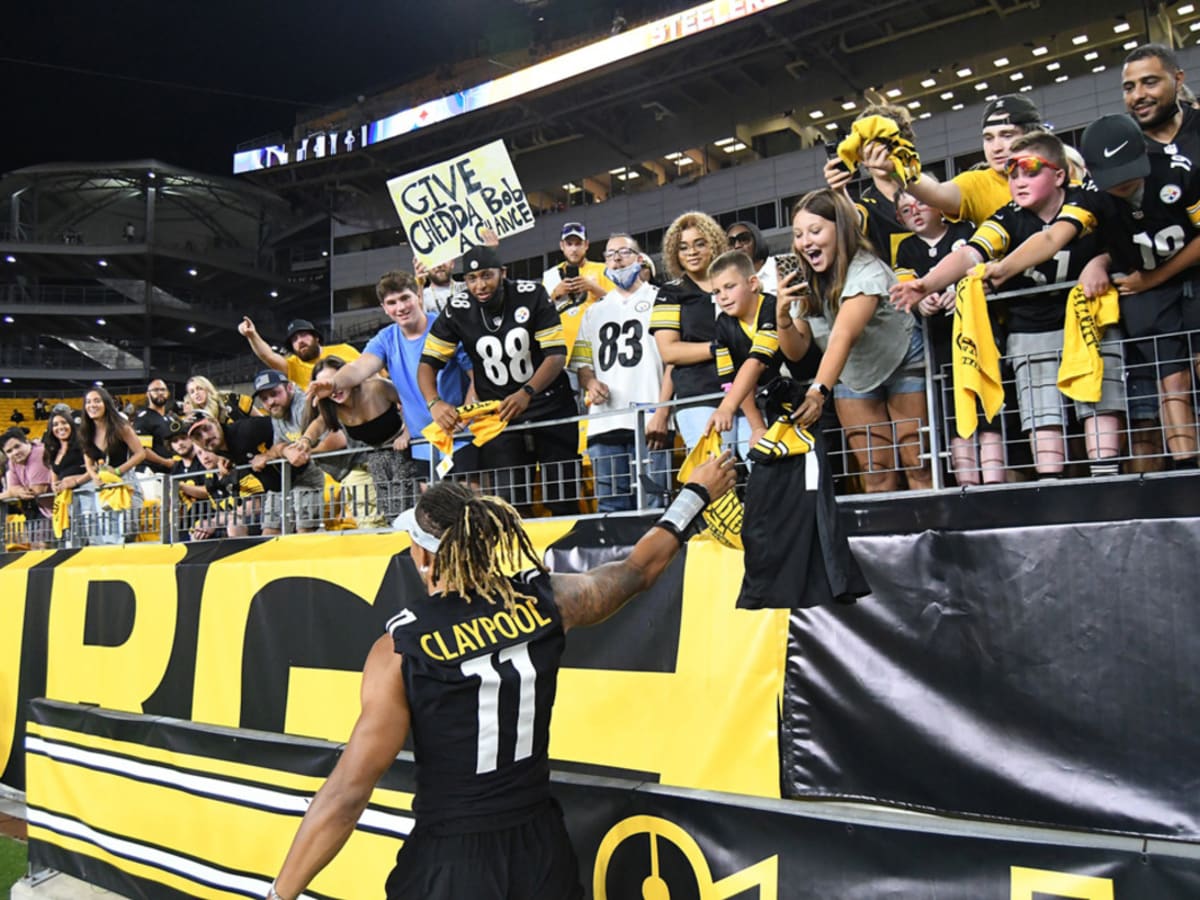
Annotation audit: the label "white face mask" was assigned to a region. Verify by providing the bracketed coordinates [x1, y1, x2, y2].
[605, 261, 642, 290]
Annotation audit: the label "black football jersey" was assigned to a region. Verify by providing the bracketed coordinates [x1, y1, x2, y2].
[388, 569, 565, 828]
[893, 222, 974, 280]
[649, 274, 722, 399]
[714, 293, 782, 385]
[422, 278, 570, 418]
[1144, 104, 1200, 164]
[854, 183, 910, 266]
[969, 187, 1104, 333]
[1057, 153, 1200, 278]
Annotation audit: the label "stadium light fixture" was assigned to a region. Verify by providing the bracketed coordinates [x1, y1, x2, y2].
[1124, 40, 1139, 49]
[0, 378, 10, 384]
[4, 255, 14, 263]
[975, 81, 989, 90]
[907, 100, 921, 109]
[919, 112, 932, 119]
[952, 103, 965, 110]
[1093, 65, 1107, 72]
[1020, 84, 1034, 92]
[1047, 61, 1061, 71]
[187, 325, 197, 334]
[1032, 46, 1049, 56]
[96, 318, 107, 326]
[3, 316, 13, 324]
[993, 57, 1009, 67]
[1010, 72, 1024, 81]
[809, 110, 824, 119]
[985, 94, 998, 101]
[956, 67, 972, 77]
[676, 156, 695, 165]
[1056, 74, 1070, 82]
[97, 259, 108, 267]
[1179, 4, 1195, 15]
[825, 122, 838, 130]
[1084, 51, 1099, 60]
[608, 166, 627, 174]
[1072, 34, 1088, 45]
[1191, 20, 1200, 30]
[1114, 22, 1131, 33]
[841, 100, 856, 110]
[920, 78, 936, 88]
[713, 137, 736, 146]
[722, 142, 747, 153]
[940, 91, 954, 100]
[269, 290, 280, 298]
[886, 88, 902, 97]
[187, 267, 198, 276]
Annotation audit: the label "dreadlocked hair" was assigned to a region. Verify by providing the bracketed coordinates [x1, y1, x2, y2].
[416, 481, 548, 611]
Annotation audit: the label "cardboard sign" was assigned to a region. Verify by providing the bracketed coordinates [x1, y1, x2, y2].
[387, 140, 536, 268]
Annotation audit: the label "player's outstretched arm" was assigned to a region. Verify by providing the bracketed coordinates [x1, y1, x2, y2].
[269, 635, 410, 900]
[552, 452, 737, 632]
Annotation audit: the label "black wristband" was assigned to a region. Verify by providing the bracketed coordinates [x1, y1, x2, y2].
[521, 383, 537, 397]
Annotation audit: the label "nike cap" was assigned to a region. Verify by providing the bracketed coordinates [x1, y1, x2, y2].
[981, 94, 1041, 130]
[1080, 114, 1150, 191]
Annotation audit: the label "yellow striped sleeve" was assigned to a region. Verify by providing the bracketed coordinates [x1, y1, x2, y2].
[894, 267, 917, 282]
[1187, 197, 1200, 228]
[854, 203, 870, 236]
[421, 332, 459, 364]
[715, 346, 734, 377]
[967, 220, 1010, 260]
[570, 337, 593, 371]
[750, 327, 779, 361]
[1058, 203, 1097, 236]
[534, 323, 566, 352]
[649, 303, 681, 332]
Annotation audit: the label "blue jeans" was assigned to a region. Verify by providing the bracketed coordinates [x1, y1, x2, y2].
[589, 441, 671, 512]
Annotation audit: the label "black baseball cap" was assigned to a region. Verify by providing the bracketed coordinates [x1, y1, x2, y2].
[458, 246, 504, 276]
[284, 318, 322, 347]
[981, 94, 1041, 130]
[253, 368, 289, 395]
[1080, 115, 1150, 190]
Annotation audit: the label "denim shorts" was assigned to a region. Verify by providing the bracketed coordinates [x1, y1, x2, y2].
[834, 325, 927, 401]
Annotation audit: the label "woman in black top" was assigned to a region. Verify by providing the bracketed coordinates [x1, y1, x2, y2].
[76, 386, 145, 544]
[301, 356, 416, 520]
[45, 412, 88, 491]
[650, 210, 731, 451]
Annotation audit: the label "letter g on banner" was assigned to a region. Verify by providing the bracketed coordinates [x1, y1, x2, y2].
[593, 815, 777, 900]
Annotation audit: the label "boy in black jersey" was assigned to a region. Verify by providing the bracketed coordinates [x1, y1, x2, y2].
[982, 116, 1199, 468]
[419, 246, 582, 513]
[264, 457, 737, 900]
[704, 251, 812, 449]
[893, 195, 1000, 484]
[894, 131, 1126, 477]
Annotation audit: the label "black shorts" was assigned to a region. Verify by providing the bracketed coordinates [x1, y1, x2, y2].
[385, 800, 582, 900]
[1119, 281, 1197, 378]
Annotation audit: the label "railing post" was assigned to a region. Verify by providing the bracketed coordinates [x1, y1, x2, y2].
[279, 460, 290, 537]
[921, 316, 945, 491]
[633, 405, 648, 510]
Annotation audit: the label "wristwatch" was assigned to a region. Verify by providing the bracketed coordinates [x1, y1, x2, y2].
[808, 381, 830, 400]
[521, 384, 537, 397]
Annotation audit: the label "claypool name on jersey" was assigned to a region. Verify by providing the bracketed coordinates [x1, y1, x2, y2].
[394, 596, 556, 662]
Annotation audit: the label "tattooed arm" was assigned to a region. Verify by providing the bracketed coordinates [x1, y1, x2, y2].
[552, 452, 737, 632]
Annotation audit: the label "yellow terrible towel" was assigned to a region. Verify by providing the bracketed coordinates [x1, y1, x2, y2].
[97, 469, 133, 511]
[837, 115, 922, 186]
[1058, 284, 1120, 403]
[678, 430, 743, 550]
[52, 488, 73, 539]
[421, 400, 509, 476]
[952, 266, 1004, 438]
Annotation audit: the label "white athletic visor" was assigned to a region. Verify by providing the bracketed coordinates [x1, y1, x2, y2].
[393, 507, 442, 554]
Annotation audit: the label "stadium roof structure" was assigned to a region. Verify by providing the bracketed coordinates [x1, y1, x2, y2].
[235, 0, 1157, 209]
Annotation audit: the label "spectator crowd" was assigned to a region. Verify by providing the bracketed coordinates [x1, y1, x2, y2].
[4, 43, 1200, 549]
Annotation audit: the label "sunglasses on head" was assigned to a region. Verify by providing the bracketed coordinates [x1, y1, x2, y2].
[1004, 155, 1061, 179]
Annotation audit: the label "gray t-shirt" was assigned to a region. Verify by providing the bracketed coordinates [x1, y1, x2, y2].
[821, 251, 912, 393]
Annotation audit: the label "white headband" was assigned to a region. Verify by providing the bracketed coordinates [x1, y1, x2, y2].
[393, 507, 442, 554]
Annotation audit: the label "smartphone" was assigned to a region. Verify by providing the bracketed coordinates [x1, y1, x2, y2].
[775, 253, 800, 283]
[824, 140, 852, 177]
[563, 264, 580, 279]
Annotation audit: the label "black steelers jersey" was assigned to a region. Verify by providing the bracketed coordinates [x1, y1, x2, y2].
[893, 222, 974, 280]
[422, 278, 571, 418]
[1144, 105, 1200, 164]
[714, 293, 782, 385]
[969, 186, 1105, 333]
[1056, 154, 1200, 278]
[649, 274, 722, 399]
[854, 183, 910, 266]
[388, 568, 565, 829]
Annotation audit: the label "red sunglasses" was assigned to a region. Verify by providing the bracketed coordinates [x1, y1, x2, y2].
[1004, 155, 1062, 178]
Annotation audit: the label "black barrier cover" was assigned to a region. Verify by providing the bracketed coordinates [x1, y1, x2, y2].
[27, 701, 1200, 899]
[784, 517, 1200, 839]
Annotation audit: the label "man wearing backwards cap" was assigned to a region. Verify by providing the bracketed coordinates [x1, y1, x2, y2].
[237, 315, 361, 390]
[983, 113, 1200, 469]
[541, 222, 615, 364]
[418, 245, 582, 515]
[263, 453, 736, 900]
[864, 93, 1042, 227]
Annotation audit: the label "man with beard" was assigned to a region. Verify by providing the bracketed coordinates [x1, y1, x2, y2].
[133, 378, 176, 475]
[416, 258, 463, 314]
[421, 246, 581, 515]
[1123, 43, 1200, 161]
[238, 317, 361, 390]
[185, 370, 325, 535]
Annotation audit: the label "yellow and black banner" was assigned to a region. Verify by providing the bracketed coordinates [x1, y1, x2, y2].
[27, 700, 1200, 899]
[1, 519, 788, 799]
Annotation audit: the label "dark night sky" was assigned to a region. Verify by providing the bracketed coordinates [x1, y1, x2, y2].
[2, 1, 676, 179]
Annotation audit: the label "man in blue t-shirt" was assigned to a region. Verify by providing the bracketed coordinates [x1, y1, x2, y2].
[307, 270, 475, 481]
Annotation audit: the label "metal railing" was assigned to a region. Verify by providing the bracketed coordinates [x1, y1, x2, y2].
[3, 284, 1197, 549]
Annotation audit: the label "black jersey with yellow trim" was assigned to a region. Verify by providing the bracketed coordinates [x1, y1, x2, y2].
[1056, 153, 1200, 277]
[388, 568, 565, 829]
[893, 222, 974, 280]
[649, 274, 722, 399]
[969, 186, 1104, 333]
[854, 183, 911, 267]
[714, 293, 781, 385]
[421, 278, 571, 416]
